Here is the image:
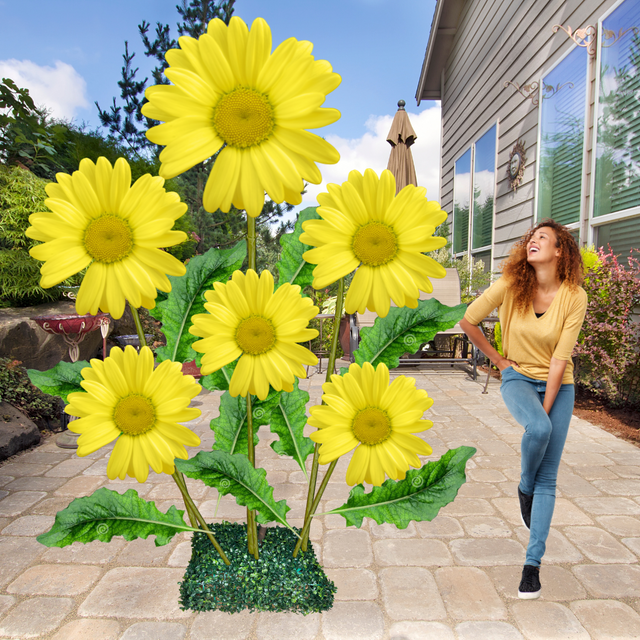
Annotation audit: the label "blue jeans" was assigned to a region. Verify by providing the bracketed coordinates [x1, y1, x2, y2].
[500, 366, 575, 567]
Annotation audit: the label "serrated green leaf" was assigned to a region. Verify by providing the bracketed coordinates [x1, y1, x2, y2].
[269, 380, 315, 478]
[176, 451, 291, 528]
[27, 360, 88, 403]
[275, 207, 320, 292]
[354, 298, 466, 369]
[37, 487, 195, 548]
[325, 446, 476, 528]
[210, 387, 281, 455]
[150, 242, 246, 363]
[200, 359, 238, 392]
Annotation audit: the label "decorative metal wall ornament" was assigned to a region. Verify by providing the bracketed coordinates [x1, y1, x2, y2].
[602, 26, 640, 48]
[507, 140, 527, 192]
[552, 24, 598, 56]
[504, 80, 575, 106]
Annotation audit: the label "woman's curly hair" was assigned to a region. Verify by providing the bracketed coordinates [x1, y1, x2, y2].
[501, 218, 584, 314]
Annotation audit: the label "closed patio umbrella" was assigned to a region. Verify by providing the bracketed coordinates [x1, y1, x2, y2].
[386, 100, 418, 193]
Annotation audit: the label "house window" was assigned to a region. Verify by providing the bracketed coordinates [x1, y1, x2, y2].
[537, 45, 588, 225]
[593, 0, 640, 220]
[453, 149, 471, 254]
[452, 124, 497, 268]
[595, 216, 640, 256]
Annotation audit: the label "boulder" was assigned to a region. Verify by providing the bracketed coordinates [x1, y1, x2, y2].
[0, 301, 104, 371]
[0, 402, 41, 461]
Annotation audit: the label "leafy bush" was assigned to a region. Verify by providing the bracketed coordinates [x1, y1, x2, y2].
[574, 247, 640, 407]
[0, 357, 59, 427]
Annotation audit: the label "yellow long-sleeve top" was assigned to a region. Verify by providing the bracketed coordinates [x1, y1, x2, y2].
[464, 277, 588, 384]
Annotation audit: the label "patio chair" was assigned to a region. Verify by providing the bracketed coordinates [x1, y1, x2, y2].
[352, 268, 483, 379]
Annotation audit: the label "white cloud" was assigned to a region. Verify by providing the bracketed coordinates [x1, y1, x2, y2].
[300, 104, 442, 210]
[0, 59, 89, 120]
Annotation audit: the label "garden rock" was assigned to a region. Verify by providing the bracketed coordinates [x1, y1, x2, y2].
[0, 401, 40, 461]
[0, 301, 102, 370]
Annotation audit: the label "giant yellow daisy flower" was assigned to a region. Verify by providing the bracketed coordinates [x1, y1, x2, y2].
[190, 269, 318, 400]
[26, 157, 188, 320]
[142, 16, 341, 218]
[300, 169, 448, 318]
[66, 346, 201, 483]
[309, 362, 433, 486]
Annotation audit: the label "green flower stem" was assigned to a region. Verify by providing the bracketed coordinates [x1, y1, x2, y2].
[172, 471, 230, 565]
[301, 277, 345, 549]
[247, 215, 257, 271]
[245, 394, 259, 558]
[293, 459, 337, 558]
[129, 304, 147, 349]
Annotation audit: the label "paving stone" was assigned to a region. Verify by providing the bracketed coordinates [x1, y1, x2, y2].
[571, 600, 640, 639]
[467, 468, 507, 482]
[622, 537, 640, 557]
[574, 496, 640, 516]
[42, 538, 126, 564]
[255, 612, 319, 640]
[29, 496, 74, 515]
[0, 462, 53, 476]
[563, 441, 612, 454]
[562, 453, 614, 467]
[78, 567, 192, 619]
[379, 567, 446, 620]
[416, 515, 464, 538]
[514, 527, 583, 564]
[435, 566, 506, 620]
[0, 536, 45, 587]
[98, 481, 152, 497]
[449, 538, 525, 565]
[573, 466, 618, 481]
[607, 452, 640, 466]
[557, 473, 602, 497]
[82, 458, 110, 475]
[455, 621, 524, 640]
[1, 514, 54, 536]
[190, 609, 254, 639]
[388, 621, 454, 640]
[593, 479, 640, 496]
[573, 565, 640, 598]
[146, 481, 208, 501]
[510, 601, 589, 639]
[458, 482, 502, 498]
[45, 457, 95, 477]
[3, 476, 66, 491]
[0, 475, 13, 487]
[490, 565, 587, 601]
[7, 563, 102, 595]
[167, 540, 193, 567]
[0, 596, 73, 638]
[50, 618, 121, 640]
[19, 451, 69, 465]
[597, 515, 640, 536]
[0, 595, 15, 616]
[440, 497, 495, 517]
[374, 538, 452, 566]
[613, 465, 640, 478]
[563, 526, 637, 563]
[369, 521, 417, 538]
[54, 475, 104, 497]
[0, 491, 47, 516]
[461, 515, 512, 537]
[324, 568, 378, 600]
[120, 621, 187, 639]
[322, 601, 384, 640]
[473, 455, 521, 469]
[116, 536, 176, 566]
[323, 529, 372, 567]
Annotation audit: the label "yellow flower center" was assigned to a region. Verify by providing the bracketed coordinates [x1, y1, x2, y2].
[351, 406, 392, 445]
[213, 87, 275, 148]
[352, 221, 399, 267]
[235, 315, 277, 355]
[83, 214, 133, 263]
[113, 394, 156, 436]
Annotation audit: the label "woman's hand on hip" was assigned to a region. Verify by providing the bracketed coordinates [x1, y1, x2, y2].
[496, 358, 518, 372]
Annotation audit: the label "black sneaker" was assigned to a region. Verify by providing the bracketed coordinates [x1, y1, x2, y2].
[518, 486, 533, 530]
[518, 565, 541, 599]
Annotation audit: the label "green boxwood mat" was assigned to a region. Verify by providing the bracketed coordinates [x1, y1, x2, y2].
[179, 522, 336, 614]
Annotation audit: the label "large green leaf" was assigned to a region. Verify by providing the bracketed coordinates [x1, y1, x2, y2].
[325, 446, 476, 528]
[210, 387, 281, 456]
[27, 360, 88, 403]
[269, 380, 315, 478]
[150, 242, 246, 363]
[354, 298, 466, 368]
[37, 487, 195, 548]
[176, 451, 291, 527]
[200, 359, 238, 393]
[275, 207, 320, 291]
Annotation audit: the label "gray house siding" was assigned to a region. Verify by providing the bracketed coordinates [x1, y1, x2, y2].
[432, 0, 615, 267]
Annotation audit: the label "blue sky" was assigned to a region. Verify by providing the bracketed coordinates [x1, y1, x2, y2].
[0, 0, 442, 206]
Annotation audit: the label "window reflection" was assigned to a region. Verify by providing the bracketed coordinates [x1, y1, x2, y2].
[454, 149, 471, 254]
[472, 125, 496, 250]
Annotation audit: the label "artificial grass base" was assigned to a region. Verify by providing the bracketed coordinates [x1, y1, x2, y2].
[179, 522, 336, 614]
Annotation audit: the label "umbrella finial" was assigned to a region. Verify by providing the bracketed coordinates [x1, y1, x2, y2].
[397, 100, 406, 110]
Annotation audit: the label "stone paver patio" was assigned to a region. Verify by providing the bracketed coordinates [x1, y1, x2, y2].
[0, 362, 639, 639]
